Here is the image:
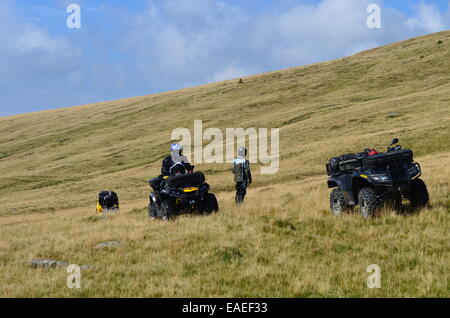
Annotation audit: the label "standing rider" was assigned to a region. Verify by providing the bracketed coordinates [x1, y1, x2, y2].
[232, 146, 252, 203]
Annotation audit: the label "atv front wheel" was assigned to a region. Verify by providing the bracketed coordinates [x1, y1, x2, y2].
[409, 178, 429, 209]
[329, 188, 351, 216]
[148, 201, 157, 219]
[202, 193, 219, 214]
[159, 200, 175, 220]
[358, 188, 380, 218]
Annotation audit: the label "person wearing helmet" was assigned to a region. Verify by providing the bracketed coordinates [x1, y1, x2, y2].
[161, 143, 194, 176]
[148, 143, 194, 219]
[232, 146, 252, 203]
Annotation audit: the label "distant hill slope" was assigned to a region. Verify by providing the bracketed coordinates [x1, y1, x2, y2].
[1, 31, 450, 216]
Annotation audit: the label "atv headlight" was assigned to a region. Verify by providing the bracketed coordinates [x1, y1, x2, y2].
[169, 189, 183, 196]
[370, 173, 390, 182]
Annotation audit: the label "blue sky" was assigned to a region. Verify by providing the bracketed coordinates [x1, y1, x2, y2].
[0, 0, 449, 116]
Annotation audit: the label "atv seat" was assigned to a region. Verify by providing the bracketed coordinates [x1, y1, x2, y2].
[167, 172, 205, 189]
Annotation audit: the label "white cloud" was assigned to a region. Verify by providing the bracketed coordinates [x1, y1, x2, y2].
[407, 2, 446, 33]
[9, 27, 74, 54]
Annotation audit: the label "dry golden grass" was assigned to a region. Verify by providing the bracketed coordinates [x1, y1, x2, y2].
[0, 31, 449, 297]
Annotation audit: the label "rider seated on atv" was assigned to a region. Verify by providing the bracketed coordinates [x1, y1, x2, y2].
[162, 144, 194, 176]
[150, 144, 194, 192]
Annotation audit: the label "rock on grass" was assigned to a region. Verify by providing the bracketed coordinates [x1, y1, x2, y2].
[31, 259, 68, 269]
[386, 112, 401, 118]
[95, 240, 121, 249]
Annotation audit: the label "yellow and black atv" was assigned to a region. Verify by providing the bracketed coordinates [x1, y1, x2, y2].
[148, 172, 218, 220]
[96, 191, 120, 216]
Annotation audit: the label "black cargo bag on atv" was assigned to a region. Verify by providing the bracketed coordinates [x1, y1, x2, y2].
[362, 149, 413, 169]
[326, 154, 361, 175]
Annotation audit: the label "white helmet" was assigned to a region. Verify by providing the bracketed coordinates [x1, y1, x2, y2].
[170, 143, 183, 155]
[238, 146, 247, 157]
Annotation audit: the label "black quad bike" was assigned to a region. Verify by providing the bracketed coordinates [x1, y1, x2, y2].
[326, 138, 429, 218]
[148, 171, 219, 220]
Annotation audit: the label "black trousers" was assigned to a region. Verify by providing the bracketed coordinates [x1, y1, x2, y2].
[235, 181, 248, 203]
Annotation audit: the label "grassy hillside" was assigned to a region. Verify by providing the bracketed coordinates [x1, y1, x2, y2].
[0, 31, 449, 297]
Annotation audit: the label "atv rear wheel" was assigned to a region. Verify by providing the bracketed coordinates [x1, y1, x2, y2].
[329, 188, 351, 216]
[409, 178, 429, 209]
[358, 188, 380, 218]
[203, 193, 219, 214]
[159, 200, 175, 220]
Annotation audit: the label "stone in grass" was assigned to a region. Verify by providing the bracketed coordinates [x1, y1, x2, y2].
[386, 112, 401, 118]
[31, 260, 95, 270]
[31, 259, 69, 269]
[95, 240, 121, 249]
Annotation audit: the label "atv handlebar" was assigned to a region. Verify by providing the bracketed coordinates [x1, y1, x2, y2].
[387, 138, 401, 152]
[387, 145, 402, 152]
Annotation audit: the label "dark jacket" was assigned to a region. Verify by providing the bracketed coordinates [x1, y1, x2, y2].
[161, 155, 194, 176]
[232, 156, 252, 184]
